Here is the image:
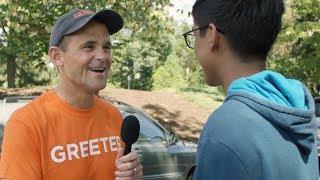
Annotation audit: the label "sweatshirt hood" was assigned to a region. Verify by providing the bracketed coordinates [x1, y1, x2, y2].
[226, 70, 316, 155]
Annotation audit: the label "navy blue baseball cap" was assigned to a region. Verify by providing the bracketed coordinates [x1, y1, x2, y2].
[50, 9, 124, 47]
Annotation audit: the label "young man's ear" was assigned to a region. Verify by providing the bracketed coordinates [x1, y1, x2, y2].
[49, 46, 64, 67]
[208, 23, 221, 50]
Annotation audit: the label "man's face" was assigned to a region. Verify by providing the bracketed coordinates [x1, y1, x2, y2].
[59, 21, 112, 93]
[193, 23, 220, 86]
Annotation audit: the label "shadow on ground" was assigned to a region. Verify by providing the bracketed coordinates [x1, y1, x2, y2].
[142, 104, 203, 143]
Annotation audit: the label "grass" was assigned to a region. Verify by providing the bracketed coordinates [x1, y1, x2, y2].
[173, 85, 225, 111]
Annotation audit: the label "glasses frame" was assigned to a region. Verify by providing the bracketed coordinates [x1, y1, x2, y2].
[183, 25, 225, 49]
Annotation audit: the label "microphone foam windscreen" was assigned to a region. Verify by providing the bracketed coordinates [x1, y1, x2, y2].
[121, 115, 140, 144]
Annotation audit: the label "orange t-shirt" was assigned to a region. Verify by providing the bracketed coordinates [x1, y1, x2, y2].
[0, 90, 124, 180]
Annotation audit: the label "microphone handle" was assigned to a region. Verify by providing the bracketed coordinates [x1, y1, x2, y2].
[124, 143, 132, 155]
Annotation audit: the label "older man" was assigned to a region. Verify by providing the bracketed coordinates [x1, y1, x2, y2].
[0, 9, 142, 180]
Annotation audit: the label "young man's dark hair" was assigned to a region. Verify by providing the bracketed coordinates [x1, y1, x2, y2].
[185, 0, 319, 179]
[192, 0, 284, 60]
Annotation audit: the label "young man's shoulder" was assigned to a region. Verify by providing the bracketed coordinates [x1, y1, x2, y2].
[197, 99, 271, 178]
[200, 98, 268, 155]
[204, 99, 260, 135]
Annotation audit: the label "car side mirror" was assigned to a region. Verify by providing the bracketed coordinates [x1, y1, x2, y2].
[169, 131, 179, 145]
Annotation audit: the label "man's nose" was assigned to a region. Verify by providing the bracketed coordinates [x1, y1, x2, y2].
[95, 47, 109, 61]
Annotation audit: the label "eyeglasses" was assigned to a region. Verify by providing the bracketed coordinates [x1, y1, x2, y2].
[183, 25, 225, 49]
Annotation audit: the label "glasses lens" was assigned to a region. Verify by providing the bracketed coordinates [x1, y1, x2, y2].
[187, 34, 196, 49]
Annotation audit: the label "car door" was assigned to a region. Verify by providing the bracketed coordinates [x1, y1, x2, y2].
[121, 109, 183, 180]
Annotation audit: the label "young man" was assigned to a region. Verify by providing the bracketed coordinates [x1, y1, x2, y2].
[183, 0, 319, 179]
[0, 9, 143, 179]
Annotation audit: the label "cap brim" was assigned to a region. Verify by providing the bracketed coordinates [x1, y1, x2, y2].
[93, 10, 124, 35]
[66, 9, 124, 36]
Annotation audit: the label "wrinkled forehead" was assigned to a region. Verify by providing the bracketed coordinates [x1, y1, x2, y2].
[73, 21, 110, 36]
[69, 21, 111, 41]
[66, 22, 111, 47]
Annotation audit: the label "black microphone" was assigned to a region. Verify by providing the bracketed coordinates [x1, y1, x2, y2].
[121, 115, 140, 155]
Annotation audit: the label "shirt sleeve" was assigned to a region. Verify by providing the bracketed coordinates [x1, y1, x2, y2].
[194, 137, 249, 180]
[0, 114, 41, 180]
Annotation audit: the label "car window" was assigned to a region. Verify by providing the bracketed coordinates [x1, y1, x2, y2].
[135, 113, 167, 144]
[121, 110, 167, 145]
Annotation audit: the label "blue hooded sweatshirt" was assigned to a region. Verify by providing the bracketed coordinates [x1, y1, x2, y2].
[194, 70, 319, 180]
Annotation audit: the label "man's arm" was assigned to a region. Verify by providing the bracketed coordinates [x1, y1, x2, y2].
[194, 137, 249, 180]
[0, 117, 41, 180]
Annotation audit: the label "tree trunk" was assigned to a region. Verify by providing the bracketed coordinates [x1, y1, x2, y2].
[7, 55, 16, 88]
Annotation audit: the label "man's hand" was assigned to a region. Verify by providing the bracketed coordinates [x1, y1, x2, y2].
[115, 148, 143, 180]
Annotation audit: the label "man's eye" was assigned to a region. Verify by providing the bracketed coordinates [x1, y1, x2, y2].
[103, 45, 111, 50]
[85, 45, 94, 49]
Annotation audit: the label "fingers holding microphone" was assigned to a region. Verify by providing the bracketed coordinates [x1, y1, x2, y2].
[115, 148, 143, 179]
[115, 115, 142, 179]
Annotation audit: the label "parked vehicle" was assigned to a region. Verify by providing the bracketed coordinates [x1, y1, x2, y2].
[314, 97, 320, 170]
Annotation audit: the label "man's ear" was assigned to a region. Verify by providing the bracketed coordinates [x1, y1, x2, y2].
[208, 23, 220, 50]
[49, 46, 64, 67]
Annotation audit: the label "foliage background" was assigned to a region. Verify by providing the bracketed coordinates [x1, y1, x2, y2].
[0, 0, 319, 96]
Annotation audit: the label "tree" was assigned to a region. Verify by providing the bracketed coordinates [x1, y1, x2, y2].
[110, 1, 173, 90]
[152, 53, 188, 89]
[0, 1, 54, 88]
[152, 22, 206, 89]
[268, 0, 320, 96]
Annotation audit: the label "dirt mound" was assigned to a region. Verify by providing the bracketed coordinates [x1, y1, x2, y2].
[100, 88, 212, 142]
